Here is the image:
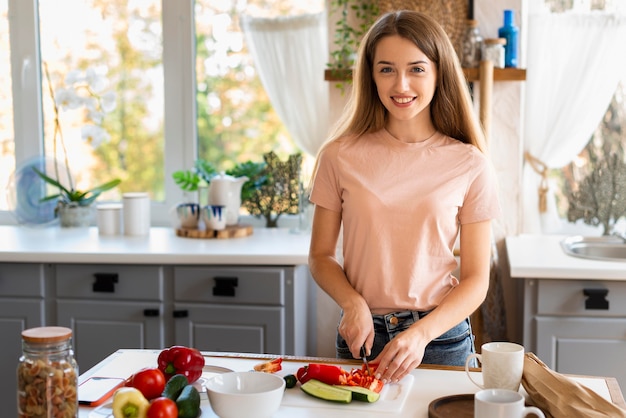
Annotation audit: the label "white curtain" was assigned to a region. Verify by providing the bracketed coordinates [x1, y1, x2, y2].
[241, 12, 329, 157]
[522, 12, 626, 233]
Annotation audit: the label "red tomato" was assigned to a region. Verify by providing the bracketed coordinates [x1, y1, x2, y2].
[130, 368, 166, 400]
[147, 397, 177, 418]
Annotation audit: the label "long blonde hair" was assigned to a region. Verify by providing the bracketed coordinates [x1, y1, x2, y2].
[325, 10, 486, 153]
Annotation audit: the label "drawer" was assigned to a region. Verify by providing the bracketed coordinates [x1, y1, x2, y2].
[173, 266, 287, 305]
[536, 279, 626, 317]
[0, 263, 45, 297]
[56, 264, 164, 301]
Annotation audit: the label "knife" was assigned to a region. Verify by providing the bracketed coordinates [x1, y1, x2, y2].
[360, 346, 372, 376]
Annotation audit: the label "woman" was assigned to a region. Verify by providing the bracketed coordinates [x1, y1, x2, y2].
[308, 10, 501, 384]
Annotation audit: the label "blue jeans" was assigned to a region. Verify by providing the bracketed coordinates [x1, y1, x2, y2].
[335, 310, 476, 367]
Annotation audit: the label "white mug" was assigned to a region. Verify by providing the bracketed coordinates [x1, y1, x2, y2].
[475, 389, 545, 418]
[202, 205, 226, 231]
[465, 342, 524, 391]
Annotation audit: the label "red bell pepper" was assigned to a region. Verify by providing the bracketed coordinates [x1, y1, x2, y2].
[157, 346, 205, 383]
[296, 364, 346, 385]
[296, 363, 384, 393]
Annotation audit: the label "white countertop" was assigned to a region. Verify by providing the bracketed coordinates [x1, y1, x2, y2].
[506, 234, 626, 280]
[78, 349, 623, 418]
[0, 225, 311, 265]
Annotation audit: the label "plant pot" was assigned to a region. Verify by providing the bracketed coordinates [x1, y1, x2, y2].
[57, 203, 93, 228]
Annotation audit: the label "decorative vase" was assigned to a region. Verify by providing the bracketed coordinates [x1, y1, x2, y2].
[57, 203, 93, 227]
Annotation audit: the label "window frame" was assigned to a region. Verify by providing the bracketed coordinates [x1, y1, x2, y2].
[3, 0, 195, 225]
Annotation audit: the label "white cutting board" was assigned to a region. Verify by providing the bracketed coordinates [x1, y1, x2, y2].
[281, 374, 414, 413]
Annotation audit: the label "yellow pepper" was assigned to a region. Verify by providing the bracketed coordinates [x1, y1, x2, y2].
[112, 387, 149, 418]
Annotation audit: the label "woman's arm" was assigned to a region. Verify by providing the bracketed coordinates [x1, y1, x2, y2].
[373, 220, 493, 382]
[308, 205, 375, 358]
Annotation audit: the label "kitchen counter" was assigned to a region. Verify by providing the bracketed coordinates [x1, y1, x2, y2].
[506, 234, 626, 392]
[78, 349, 626, 418]
[0, 225, 310, 265]
[506, 234, 626, 280]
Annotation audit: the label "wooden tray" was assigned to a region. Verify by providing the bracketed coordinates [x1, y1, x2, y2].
[429, 394, 474, 418]
[175, 224, 253, 239]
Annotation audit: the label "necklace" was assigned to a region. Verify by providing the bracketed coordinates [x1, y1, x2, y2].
[387, 128, 437, 143]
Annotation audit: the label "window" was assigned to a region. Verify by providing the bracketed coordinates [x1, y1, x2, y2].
[542, 0, 626, 233]
[0, 0, 14, 213]
[1, 0, 321, 226]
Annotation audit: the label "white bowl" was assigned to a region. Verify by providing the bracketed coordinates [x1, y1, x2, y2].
[205, 371, 285, 418]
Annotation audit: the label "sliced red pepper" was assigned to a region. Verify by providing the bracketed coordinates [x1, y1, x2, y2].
[157, 345, 205, 383]
[295, 362, 384, 392]
[253, 358, 283, 373]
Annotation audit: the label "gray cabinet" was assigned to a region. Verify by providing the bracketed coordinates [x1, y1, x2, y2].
[55, 264, 166, 372]
[0, 263, 47, 418]
[522, 278, 626, 389]
[172, 265, 312, 356]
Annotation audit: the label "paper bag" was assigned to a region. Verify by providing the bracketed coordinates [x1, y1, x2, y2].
[522, 352, 626, 418]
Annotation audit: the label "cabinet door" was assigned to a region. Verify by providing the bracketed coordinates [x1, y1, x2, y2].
[536, 316, 626, 389]
[173, 303, 284, 354]
[0, 299, 45, 418]
[57, 300, 164, 372]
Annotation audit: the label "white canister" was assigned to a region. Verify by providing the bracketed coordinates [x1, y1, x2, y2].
[122, 192, 150, 236]
[482, 38, 506, 68]
[97, 203, 123, 236]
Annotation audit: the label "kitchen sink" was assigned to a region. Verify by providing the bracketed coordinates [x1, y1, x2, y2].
[560, 235, 626, 261]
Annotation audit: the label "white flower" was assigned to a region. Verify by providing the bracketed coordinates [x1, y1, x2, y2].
[81, 124, 111, 148]
[87, 109, 105, 124]
[64, 69, 85, 86]
[55, 87, 82, 111]
[85, 67, 108, 93]
[100, 91, 117, 113]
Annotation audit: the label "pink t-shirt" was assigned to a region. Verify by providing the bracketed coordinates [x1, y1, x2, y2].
[310, 129, 501, 314]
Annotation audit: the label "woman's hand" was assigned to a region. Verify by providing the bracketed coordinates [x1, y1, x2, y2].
[338, 300, 375, 359]
[371, 327, 427, 383]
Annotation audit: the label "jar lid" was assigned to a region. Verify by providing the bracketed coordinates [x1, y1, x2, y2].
[466, 19, 479, 27]
[484, 38, 507, 45]
[22, 326, 72, 343]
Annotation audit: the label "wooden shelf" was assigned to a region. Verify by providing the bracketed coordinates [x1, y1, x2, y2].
[462, 67, 526, 82]
[324, 67, 526, 82]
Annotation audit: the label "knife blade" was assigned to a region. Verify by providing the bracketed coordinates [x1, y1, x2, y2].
[360, 346, 372, 376]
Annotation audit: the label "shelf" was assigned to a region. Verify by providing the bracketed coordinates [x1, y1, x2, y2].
[462, 67, 526, 82]
[324, 67, 527, 82]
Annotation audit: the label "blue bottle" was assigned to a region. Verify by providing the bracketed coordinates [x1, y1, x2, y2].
[498, 10, 519, 68]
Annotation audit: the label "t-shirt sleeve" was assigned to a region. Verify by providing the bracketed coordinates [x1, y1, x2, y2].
[309, 143, 343, 212]
[458, 152, 501, 224]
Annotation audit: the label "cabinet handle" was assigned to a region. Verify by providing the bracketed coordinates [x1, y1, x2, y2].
[143, 309, 160, 317]
[92, 273, 119, 293]
[583, 288, 609, 310]
[212, 277, 238, 297]
[173, 310, 188, 318]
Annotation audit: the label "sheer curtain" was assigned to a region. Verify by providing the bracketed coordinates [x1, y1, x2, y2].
[522, 12, 626, 233]
[241, 12, 329, 157]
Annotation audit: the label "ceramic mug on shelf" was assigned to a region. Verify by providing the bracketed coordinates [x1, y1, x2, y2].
[465, 342, 525, 391]
[474, 389, 545, 418]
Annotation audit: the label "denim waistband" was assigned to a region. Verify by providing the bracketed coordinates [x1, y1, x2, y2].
[372, 310, 431, 333]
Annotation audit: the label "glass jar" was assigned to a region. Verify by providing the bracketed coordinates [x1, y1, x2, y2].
[482, 38, 507, 69]
[461, 19, 483, 68]
[17, 327, 79, 418]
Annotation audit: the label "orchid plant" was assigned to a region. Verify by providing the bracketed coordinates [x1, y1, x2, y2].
[34, 62, 121, 208]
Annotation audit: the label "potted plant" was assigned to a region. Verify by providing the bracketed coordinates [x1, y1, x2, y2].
[34, 62, 121, 227]
[326, 0, 379, 90]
